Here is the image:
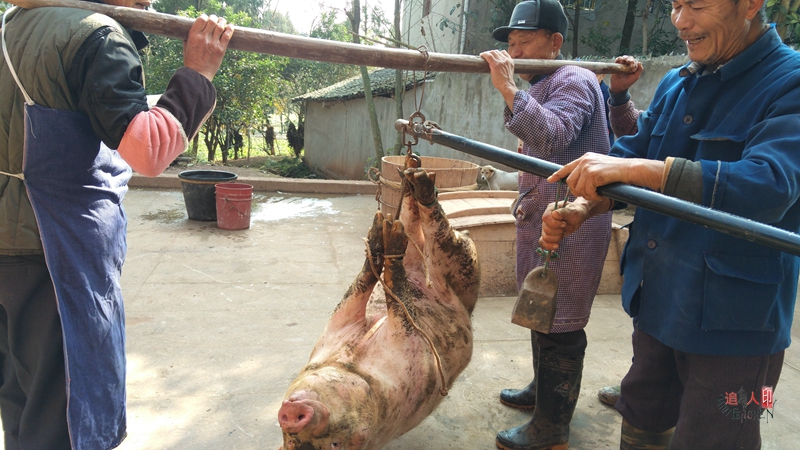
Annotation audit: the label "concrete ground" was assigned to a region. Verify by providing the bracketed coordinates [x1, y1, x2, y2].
[25, 184, 800, 449]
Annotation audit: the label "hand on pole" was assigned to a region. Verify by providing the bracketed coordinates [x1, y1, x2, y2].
[609, 55, 643, 94]
[183, 14, 235, 81]
[547, 153, 664, 202]
[480, 50, 519, 109]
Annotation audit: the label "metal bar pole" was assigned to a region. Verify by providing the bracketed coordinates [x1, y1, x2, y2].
[395, 119, 800, 257]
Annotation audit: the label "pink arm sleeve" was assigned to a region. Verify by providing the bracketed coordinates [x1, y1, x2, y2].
[116, 106, 187, 177]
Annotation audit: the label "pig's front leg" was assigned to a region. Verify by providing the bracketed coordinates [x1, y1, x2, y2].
[328, 211, 384, 330]
[404, 168, 480, 313]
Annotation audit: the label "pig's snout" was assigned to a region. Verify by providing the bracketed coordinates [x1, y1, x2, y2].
[279, 398, 330, 436]
[279, 400, 315, 434]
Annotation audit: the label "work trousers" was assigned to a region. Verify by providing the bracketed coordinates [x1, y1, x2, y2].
[534, 328, 587, 357]
[0, 255, 70, 450]
[616, 326, 784, 450]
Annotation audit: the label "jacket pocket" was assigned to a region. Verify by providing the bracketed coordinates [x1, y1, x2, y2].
[514, 194, 541, 227]
[701, 252, 782, 332]
[691, 130, 747, 162]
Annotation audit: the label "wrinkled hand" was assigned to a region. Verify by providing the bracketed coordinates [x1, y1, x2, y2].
[548, 153, 665, 201]
[609, 55, 643, 94]
[548, 153, 636, 201]
[183, 14, 235, 81]
[480, 50, 519, 106]
[538, 201, 590, 251]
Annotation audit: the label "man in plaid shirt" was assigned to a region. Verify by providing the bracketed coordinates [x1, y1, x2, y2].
[480, 1, 613, 449]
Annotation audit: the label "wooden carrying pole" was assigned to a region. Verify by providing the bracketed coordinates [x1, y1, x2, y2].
[4, 0, 633, 75]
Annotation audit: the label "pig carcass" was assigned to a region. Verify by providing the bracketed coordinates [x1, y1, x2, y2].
[278, 168, 480, 450]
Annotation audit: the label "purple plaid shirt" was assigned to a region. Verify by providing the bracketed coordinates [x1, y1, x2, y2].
[504, 65, 612, 333]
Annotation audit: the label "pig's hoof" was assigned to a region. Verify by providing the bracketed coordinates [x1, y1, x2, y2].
[368, 211, 385, 259]
[382, 217, 407, 258]
[404, 168, 437, 207]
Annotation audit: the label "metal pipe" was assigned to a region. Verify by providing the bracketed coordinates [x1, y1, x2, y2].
[395, 119, 800, 256]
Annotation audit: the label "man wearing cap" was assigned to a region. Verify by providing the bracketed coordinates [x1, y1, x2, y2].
[480, 1, 612, 449]
[540, 0, 800, 447]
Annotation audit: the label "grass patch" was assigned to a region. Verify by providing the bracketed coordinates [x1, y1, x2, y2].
[262, 156, 318, 179]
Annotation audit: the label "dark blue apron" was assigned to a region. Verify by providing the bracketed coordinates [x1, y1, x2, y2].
[4, 8, 131, 449]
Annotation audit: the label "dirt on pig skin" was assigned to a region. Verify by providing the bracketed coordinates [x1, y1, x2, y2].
[277, 168, 480, 450]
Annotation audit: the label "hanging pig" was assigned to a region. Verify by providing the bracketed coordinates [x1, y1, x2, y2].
[277, 168, 480, 450]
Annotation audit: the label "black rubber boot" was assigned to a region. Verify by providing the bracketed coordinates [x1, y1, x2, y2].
[619, 419, 674, 450]
[500, 332, 539, 409]
[496, 349, 583, 450]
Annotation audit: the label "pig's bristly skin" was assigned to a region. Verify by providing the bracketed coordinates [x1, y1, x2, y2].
[279, 169, 480, 450]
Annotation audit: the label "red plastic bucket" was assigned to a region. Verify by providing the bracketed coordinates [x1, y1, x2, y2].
[215, 183, 253, 230]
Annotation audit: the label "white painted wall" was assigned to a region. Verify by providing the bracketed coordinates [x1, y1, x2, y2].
[303, 55, 689, 180]
[401, 0, 682, 58]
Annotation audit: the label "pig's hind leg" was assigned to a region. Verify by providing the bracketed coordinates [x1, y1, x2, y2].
[380, 215, 424, 331]
[328, 211, 385, 330]
[404, 168, 480, 313]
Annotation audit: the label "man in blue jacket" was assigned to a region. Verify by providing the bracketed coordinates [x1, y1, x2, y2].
[539, 0, 799, 448]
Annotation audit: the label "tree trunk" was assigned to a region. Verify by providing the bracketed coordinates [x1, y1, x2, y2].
[349, 0, 384, 166]
[393, 0, 404, 156]
[221, 127, 229, 165]
[191, 133, 199, 158]
[618, 0, 638, 55]
[642, 0, 650, 55]
[648, 0, 661, 46]
[572, 0, 580, 58]
[204, 119, 218, 162]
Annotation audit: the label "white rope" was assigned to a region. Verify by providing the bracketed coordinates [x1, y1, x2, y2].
[0, 170, 24, 180]
[2, 7, 35, 106]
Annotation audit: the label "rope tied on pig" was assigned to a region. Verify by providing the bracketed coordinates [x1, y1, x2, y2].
[363, 236, 448, 396]
[369, 168, 478, 214]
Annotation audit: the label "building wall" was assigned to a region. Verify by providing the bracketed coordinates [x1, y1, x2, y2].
[303, 55, 688, 180]
[402, 0, 681, 59]
[404, 0, 466, 54]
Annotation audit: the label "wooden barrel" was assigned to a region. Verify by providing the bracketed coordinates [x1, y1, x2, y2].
[378, 156, 480, 218]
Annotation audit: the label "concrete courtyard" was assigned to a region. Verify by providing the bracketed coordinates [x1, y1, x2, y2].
[41, 185, 800, 449]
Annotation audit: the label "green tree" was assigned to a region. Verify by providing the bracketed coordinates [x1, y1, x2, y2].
[348, 0, 384, 167]
[273, 11, 360, 157]
[768, 0, 800, 44]
[142, 1, 284, 162]
[393, 0, 404, 156]
[618, 0, 639, 55]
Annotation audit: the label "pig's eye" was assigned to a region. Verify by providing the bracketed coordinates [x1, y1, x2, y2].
[331, 443, 340, 448]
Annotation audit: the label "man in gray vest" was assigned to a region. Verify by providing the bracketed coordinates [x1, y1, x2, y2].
[0, 1, 233, 448]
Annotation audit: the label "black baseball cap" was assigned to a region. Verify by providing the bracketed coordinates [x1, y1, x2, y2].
[492, 0, 569, 42]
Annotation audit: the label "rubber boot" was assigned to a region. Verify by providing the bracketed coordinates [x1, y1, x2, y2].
[619, 419, 674, 450]
[496, 349, 583, 450]
[500, 332, 540, 409]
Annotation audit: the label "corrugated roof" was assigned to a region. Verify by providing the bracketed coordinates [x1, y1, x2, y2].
[293, 68, 437, 102]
